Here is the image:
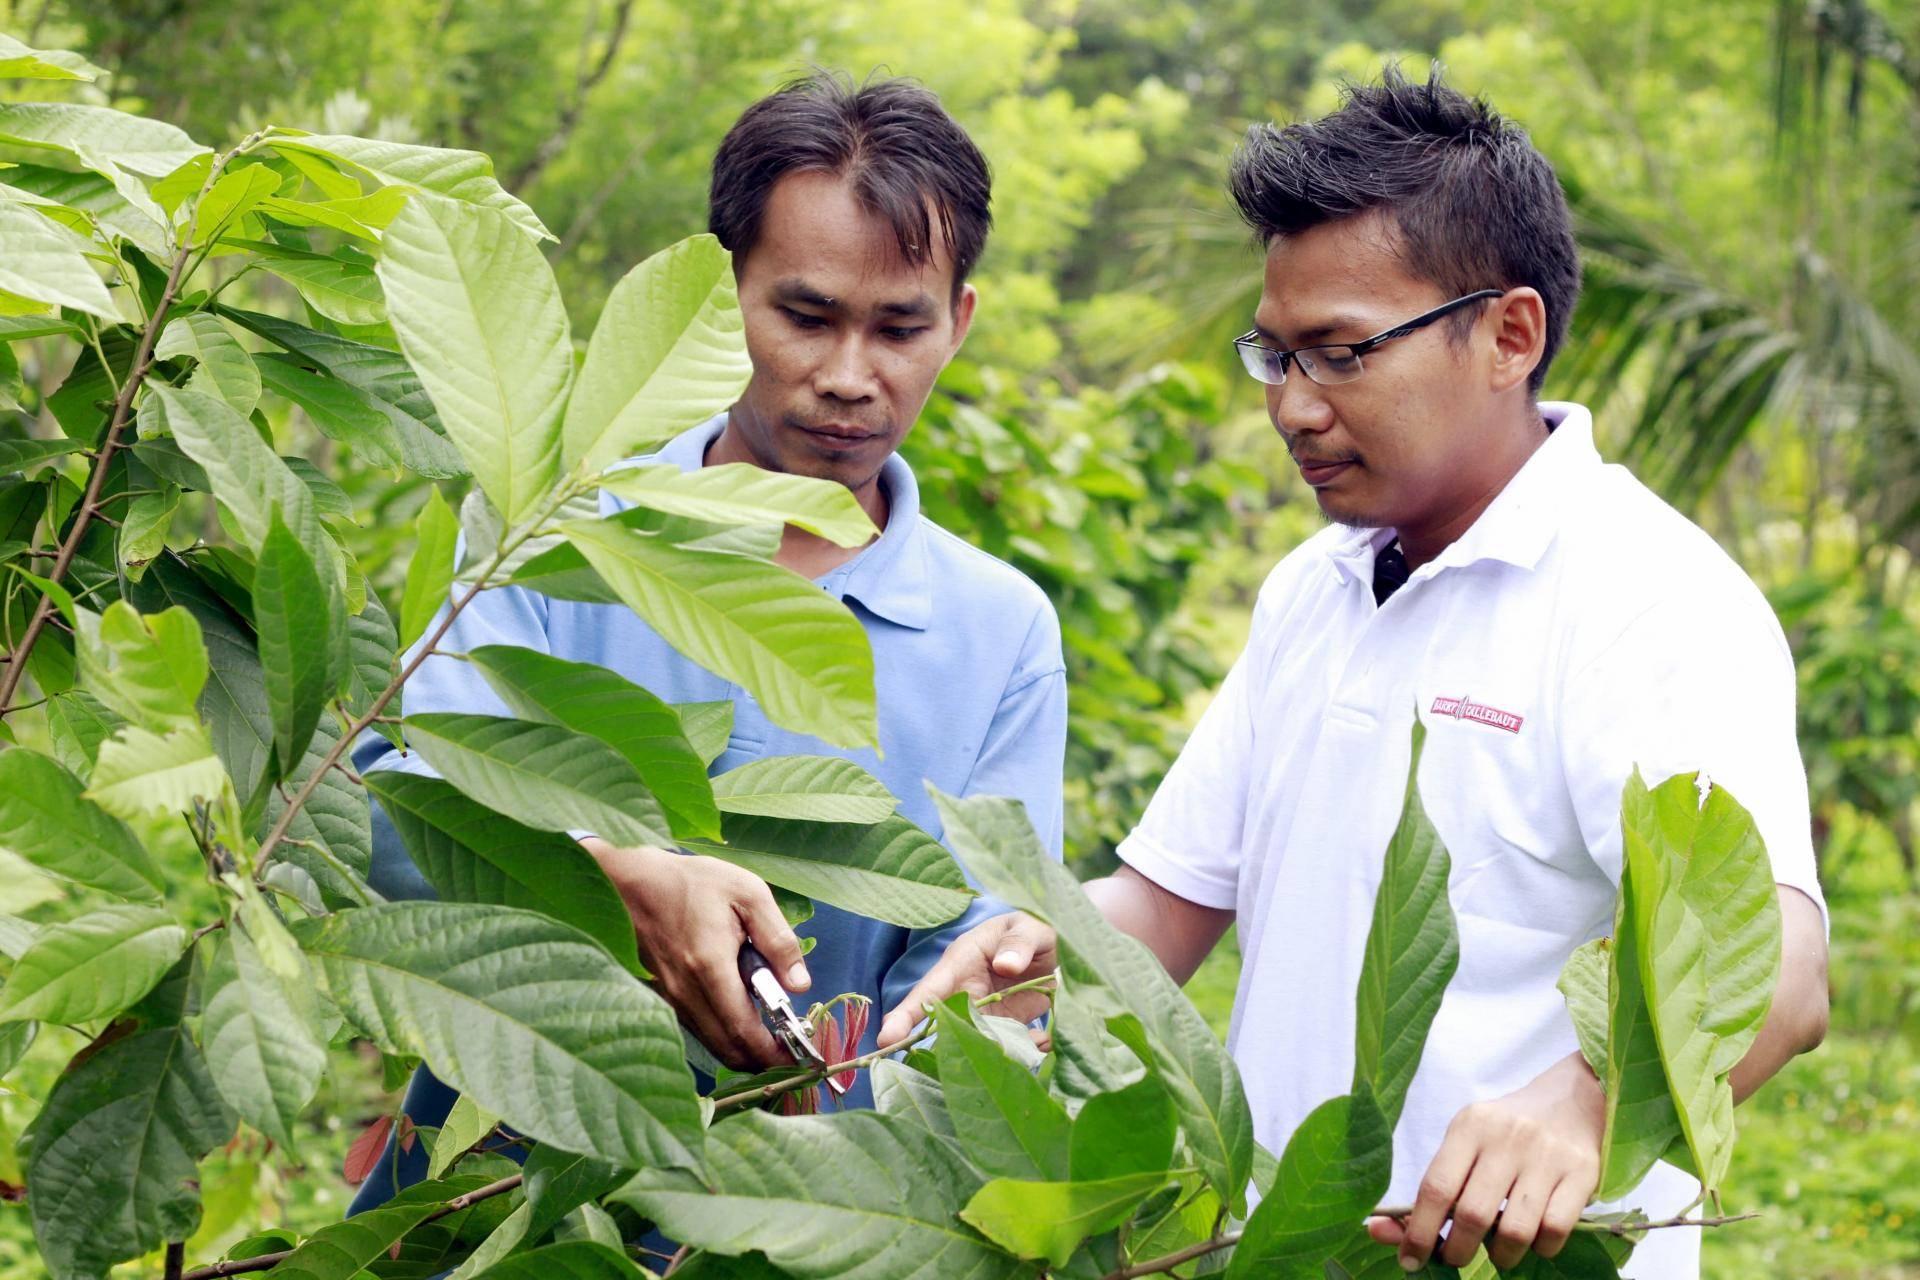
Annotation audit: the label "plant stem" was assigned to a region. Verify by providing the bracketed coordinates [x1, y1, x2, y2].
[163, 1241, 184, 1280]
[0, 127, 271, 718]
[176, 1173, 525, 1279]
[709, 975, 1058, 1114]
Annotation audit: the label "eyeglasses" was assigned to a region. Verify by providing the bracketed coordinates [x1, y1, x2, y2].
[1231, 289, 1505, 387]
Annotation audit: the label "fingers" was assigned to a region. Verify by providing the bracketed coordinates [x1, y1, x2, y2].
[1486, 1172, 1552, 1270]
[1438, 1157, 1516, 1267]
[1364, 1216, 1406, 1248]
[989, 913, 1055, 978]
[1398, 1137, 1475, 1269]
[1534, 1177, 1590, 1259]
[737, 881, 810, 992]
[879, 940, 989, 1047]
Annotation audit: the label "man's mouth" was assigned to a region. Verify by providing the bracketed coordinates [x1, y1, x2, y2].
[1295, 456, 1358, 487]
[794, 421, 882, 444]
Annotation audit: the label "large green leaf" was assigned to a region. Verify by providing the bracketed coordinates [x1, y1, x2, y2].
[1350, 722, 1458, 1129]
[0, 747, 166, 899]
[562, 516, 877, 749]
[254, 506, 341, 771]
[616, 1110, 1026, 1280]
[0, 903, 184, 1023]
[0, 437, 82, 473]
[466, 644, 719, 840]
[235, 238, 388, 325]
[0, 199, 119, 321]
[22, 979, 233, 1280]
[0, 102, 207, 176]
[400, 485, 459, 649]
[367, 771, 644, 975]
[224, 305, 443, 426]
[1227, 1090, 1393, 1280]
[200, 901, 327, 1146]
[293, 901, 703, 1171]
[1493, 1232, 1628, 1279]
[255, 352, 466, 477]
[401, 711, 674, 850]
[74, 599, 206, 732]
[1069, 1075, 1176, 1181]
[934, 995, 1073, 1181]
[185, 163, 281, 245]
[263, 1178, 467, 1280]
[156, 311, 260, 414]
[682, 812, 971, 929]
[469, 1241, 648, 1280]
[377, 192, 570, 524]
[961, 1172, 1169, 1269]
[563, 233, 750, 471]
[599, 463, 878, 548]
[85, 724, 230, 818]
[270, 133, 551, 241]
[0, 33, 105, 81]
[871, 1058, 967, 1164]
[929, 787, 1254, 1213]
[712, 755, 895, 824]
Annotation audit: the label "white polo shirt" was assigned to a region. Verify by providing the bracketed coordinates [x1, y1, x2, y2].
[1117, 403, 1825, 1280]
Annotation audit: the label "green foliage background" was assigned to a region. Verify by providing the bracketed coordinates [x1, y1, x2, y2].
[1, 0, 1916, 1275]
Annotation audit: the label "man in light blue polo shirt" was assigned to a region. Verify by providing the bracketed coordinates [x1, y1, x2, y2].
[347, 71, 1066, 1211]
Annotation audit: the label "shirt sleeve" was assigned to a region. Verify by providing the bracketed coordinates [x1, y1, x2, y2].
[1114, 635, 1261, 912]
[1556, 584, 1828, 933]
[880, 605, 1069, 1018]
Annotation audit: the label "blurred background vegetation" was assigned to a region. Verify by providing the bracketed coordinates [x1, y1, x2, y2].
[1, 0, 1916, 1275]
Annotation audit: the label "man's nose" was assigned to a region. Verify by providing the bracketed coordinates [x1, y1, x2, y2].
[813, 333, 879, 402]
[1269, 372, 1334, 440]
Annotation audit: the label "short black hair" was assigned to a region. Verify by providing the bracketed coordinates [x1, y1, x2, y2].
[1228, 64, 1581, 393]
[709, 70, 993, 300]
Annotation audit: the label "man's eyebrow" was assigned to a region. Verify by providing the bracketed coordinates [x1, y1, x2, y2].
[876, 293, 937, 320]
[1252, 313, 1373, 345]
[772, 279, 839, 309]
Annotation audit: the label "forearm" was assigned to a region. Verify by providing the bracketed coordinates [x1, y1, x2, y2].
[1085, 864, 1235, 986]
[1729, 885, 1829, 1103]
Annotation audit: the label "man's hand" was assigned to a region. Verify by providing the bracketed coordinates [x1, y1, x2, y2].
[581, 839, 809, 1073]
[1367, 1051, 1604, 1270]
[877, 911, 1058, 1046]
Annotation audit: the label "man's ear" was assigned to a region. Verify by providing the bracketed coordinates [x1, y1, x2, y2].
[945, 283, 979, 363]
[1486, 287, 1546, 394]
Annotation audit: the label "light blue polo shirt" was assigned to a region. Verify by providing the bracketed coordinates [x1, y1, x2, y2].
[347, 414, 1067, 1212]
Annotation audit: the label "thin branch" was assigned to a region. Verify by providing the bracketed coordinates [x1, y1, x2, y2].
[506, 0, 637, 192]
[0, 127, 271, 718]
[178, 1174, 525, 1279]
[163, 1241, 184, 1280]
[189, 918, 227, 944]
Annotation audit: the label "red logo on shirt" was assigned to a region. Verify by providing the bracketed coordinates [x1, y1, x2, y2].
[1430, 695, 1524, 734]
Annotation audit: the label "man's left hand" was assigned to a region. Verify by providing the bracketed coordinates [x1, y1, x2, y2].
[1366, 1051, 1605, 1270]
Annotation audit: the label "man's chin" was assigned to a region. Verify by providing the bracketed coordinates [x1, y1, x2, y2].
[1313, 490, 1381, 530]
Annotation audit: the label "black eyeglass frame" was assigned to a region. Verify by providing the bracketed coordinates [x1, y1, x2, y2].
[1232, 288, 1506, 386]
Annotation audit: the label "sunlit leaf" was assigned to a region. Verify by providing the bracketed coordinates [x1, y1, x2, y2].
[400, 485, 459, 650]
[0, 903, 184, 1023]
[0, 748, 166, 900]
[961, 1171, 1168, 1268]
[156, 311, 261, 415]
[712, 755, 895, 824]
[271, 133, 551, 242]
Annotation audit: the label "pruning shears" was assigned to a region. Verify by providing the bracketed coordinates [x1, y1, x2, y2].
[737, 941, 849, 1094]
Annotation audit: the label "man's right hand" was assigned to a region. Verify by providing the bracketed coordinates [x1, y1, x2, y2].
[877, 911, 1058, 1046]
[580, 839, 810, 1072]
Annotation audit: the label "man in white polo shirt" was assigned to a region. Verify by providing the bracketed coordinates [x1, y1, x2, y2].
[881, 66, 1830, 1278]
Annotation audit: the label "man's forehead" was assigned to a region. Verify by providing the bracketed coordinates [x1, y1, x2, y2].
[748, 170, 959, 303]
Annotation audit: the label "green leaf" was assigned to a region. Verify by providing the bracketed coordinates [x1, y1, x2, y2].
[75, 599, 207, 731]
[118, 485, 179, 578]
[0, 33, 105, 81]
[185, 163, 281, 245]
[602, 462, 876, 548]
[0, 748, 166, 899]
[870, 1057, 966, 1163]
[935, 995, 1073, 1181]
[0, 199, 120, 321]
[616, 1110, 1026, 1280]
[519, 1143, 631, 1245]
[929, 787, 1254, 1213]
[377, 192, 569, 524]
[255, 505, 340, 771]
[257, 187, 408, 240]
[0, 1019, 34, 1076]
[0, 436, 83, 473]
[1491, 1233, 1625, 1278]
[712, 755, 895, 824]
[0, 103, 207, 177]
[1227, 1090, 1393, 1280]
[0, 903, 185, 1023]
[401, 711, 675, 850]
[446, 1199, 534, 1280]
[563, 516, 878, 749]
[224, 305, 442, 428]
[263, 1182, 451, 1280]
[400, 485, 459, 650]
[86, 723, 230, 818]
[676, 699, 735, 765]
[1351, 721, 1458, 1129]
[200, 903, 327, 1146]
[428, 1091, 501, 1181]
[235, 238, 388, 325]
[1070, 1075, 1176, 1181]
[466, 644, 720, 840]
[270, 133, 552, 242]
[469, 1241, 648, 1280]
[45, 685, 121, 773]
[156, 310, 261, 414]
[961, 1171, 1169, 1269]
[564, 234, 749, 471]
[256, 351, 466, 477]
[294, 901, 704, 1171]
[1558, 938, 1610, 1078]
[140, 383, 323, 556]
[367, 771, 645, 975]
[23, 995, 233, 1279]
[682, 812, 971, 929]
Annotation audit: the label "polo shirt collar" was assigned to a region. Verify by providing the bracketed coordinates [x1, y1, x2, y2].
[656, 415, 933, 632]
[1325, 400, 1600, 586]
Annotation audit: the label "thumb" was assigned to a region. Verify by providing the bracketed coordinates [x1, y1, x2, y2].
[739, 882, 809, 992]
[990, 913, 1053, 977]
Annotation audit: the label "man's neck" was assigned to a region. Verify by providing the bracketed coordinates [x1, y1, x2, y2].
[1396, 407, 1550, 571]
[705, 416, 888, 578]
